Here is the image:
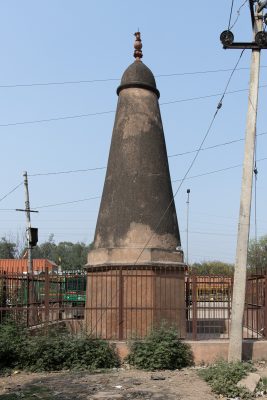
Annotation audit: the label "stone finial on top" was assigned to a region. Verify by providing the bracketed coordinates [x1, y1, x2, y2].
[134, 31, 143, 61]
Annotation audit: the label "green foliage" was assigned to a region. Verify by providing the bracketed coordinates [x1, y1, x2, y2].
[0, 237, 17, 259]
[30, 235, 93, 270]
[0, 320, 26, 370]
[18, 233, 93, 270]
[257, 376, 267, 394]
[198, 360, 256, 399]
[127, 325, 194, 370]
[191, 260, 234, 276]
[0, 233, 93, 270]
[0, 322, 119, 372]
[248, 234, 267, 273]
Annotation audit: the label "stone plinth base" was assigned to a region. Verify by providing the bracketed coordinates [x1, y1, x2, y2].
[111, 340, 267, 364]
[84, 264, 185, 340]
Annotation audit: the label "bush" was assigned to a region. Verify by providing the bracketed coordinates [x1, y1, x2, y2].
[127, 325, 194, 370]
[0, 320, 27, 371]
[0, 322, 119, 372]
[198, 360, 256, 399]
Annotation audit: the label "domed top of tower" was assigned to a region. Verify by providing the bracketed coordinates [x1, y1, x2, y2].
[117, 32, 160, 98]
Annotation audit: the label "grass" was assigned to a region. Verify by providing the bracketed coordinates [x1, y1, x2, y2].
[198, 360, 256, 399]
[0, 385, 54, 400]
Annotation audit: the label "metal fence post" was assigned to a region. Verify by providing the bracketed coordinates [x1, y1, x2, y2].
[118, 267, 124, 340]
[192, 274, 197, 340]
[264, 276, 267, 338]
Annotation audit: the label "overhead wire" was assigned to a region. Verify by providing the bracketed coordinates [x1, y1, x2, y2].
[29, 166, 106, 177]
[26, 130, 267, 177]
[1, 83, 267, 129]
[173, 157, 267, 181]
[0, 65, 267, 89]
[229, 0, 249, 30]
[0, 154, 266, 212]
[33, 196, 101, 209]
[228, 0, 235, 30]
[0, 182, 23, 203]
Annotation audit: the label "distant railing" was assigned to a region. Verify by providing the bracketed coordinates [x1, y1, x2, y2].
[0, 268, 86, 328]
[244, 275, 267, 339]
[186, 274, 233, 340]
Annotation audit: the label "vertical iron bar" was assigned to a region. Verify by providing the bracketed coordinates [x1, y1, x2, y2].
[192, 274, 197, 340]
[44, 266, 49, 333]
[119, 267, 124, 340]
[264, 276, 267, 338]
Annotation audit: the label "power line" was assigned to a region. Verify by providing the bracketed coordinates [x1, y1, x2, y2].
[172, 156, 267, 182]
[1, 156, 267, 212]
[33, 196, 101, 209]
[1, 65, 266, 89]
[1, 83, 267, 129]
[186, 230, 236, 237]
[169, 137, 244, 158]
[0, 110, 115, 128]
[27, 130, 267, 177]
[28, 166, 106, 177]
[229, 0, 249, 30]
[0, 182, 23, 203]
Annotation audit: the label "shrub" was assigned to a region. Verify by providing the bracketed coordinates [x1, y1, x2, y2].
[127, 325, 193, 370]
[19, 333, 119, 372]
[0, 320, 27, 371]
[198, 360, 256, 399]
[0, 322, 119, 372]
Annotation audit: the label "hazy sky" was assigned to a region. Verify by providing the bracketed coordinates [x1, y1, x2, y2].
[0, 1, 266, 264]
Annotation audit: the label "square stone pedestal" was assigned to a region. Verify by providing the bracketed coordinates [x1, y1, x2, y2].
[85, 264, 185, 340]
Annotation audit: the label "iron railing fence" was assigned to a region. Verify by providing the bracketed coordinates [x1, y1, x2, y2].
[186, 274, 233, 340]
[85, 265, 185, 340]
[0, 268, 86, 327]
[0, 267, 266, 341]
[244, 275, 267, 339]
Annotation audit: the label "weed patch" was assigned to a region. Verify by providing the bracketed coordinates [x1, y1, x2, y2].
[0, 321, 119, 372]
[127, 325, 193, 370]
[198, 360, 256, 399]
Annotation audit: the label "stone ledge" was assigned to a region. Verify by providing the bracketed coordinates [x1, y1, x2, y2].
[87, 247, 184, 267]
[111, 340, 267, 365]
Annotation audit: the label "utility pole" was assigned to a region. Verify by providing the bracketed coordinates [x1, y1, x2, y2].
[16, 172, 38, 273]
[226, 5, 262, 362]
[16, 171, 38, 326]
[24, 171, 33, 274]
[186, 189, 190, 266]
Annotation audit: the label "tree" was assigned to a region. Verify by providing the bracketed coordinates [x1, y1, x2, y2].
[190, 260, 234, 276]
[247, 235, 267, 274]
[56, 241, 91, 270]
[31, 235, 93, 270]
[0, 237, 17, 259]
[1, 232, 93, 270]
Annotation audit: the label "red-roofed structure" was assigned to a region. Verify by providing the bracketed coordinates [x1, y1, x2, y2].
[0, 259, 57, 273]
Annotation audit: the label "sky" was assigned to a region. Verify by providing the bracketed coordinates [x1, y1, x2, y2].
[0, 1, 266, 264]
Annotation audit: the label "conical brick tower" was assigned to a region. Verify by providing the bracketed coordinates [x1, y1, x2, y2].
[85, 33, 186, 340]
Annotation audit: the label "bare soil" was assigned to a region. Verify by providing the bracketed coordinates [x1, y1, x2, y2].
[0, 367, 217, 400]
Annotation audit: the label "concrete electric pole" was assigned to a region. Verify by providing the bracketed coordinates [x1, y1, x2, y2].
[186, 189, 191, 266]
[220, 2, 265, 362]
[23, 171, 33, 274]
[16, 171, 39, 325]
[16, 172, 39, 273]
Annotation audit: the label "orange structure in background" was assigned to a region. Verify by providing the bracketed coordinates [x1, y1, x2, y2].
[0, 259, 57, 274]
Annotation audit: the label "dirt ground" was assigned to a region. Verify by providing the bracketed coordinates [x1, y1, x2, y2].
[0, 367, 218, 400]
